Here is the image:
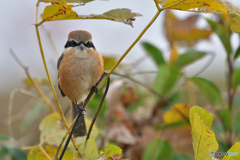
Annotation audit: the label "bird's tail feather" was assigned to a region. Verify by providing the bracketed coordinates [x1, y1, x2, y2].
[72, 101, 87, 137]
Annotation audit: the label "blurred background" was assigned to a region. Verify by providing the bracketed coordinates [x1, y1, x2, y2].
[1, 0, 240, 159]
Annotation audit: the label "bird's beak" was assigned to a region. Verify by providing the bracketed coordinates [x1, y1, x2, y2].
[79, 42, 84, 51]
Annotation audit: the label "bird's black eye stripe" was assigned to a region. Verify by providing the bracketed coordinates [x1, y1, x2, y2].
[64, 40, 78, 48]
[64, 40, 95, 49]
[85, 41, 95, 49]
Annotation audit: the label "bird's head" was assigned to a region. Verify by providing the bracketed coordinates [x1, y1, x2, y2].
[64, 30, 96, 57]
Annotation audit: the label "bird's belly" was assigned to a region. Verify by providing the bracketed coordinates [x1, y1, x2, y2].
[59, 60, 93, 103]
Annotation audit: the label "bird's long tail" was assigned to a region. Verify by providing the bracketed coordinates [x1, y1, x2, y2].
[72, 101, 87, 137]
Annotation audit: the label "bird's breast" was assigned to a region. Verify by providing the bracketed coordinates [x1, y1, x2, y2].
[58, 51, 103, 103]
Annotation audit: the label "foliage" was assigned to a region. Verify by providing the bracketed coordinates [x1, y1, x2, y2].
[5, 0, 240, 159]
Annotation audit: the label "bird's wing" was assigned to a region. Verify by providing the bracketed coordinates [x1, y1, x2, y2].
[57, 53, 66, 97]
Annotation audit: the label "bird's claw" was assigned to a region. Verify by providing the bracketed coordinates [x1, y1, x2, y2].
[92, 85, 100, 96]
[76, 103, 86, 115]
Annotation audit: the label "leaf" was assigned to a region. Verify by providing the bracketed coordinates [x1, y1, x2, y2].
[98, 144, 123, 159]
[75, 138, 98, 160]
[222, 141, 240, 160]
[39, 113, 98, 146]
[164, 10, 212, 47]
[206, 19, 232, 55]
[216, 108, 231, 131]
[142, 139, 174, 160]
[41, 3, 141, 26]
[189, 105, 214, 128]
[174, 50, 207, 68]
[161, 0, 228, 13]
[160, 0, 240, 33]
[0, 146, 9, 158]
[230, 14, 240, 33]
[42, 2, 78, 21]
[141, 41, 165, 66]
[41, 0, 94, 3]
[28, 145, 73, 160]
[191, 113, 218, 160]
[8, 148, 27, 160]
[169, 43, 179, 64]
[234, 46, 240, 59]
[154, 64, 181, 97]
[232, 67, 240, 89]
[0, 135, 10, 141]
[21, 101, 49, 133]
[234, 111, 240, 133]
[190, 77, 223, 106]
[163, 103, 189, 124]
[102, 55, 117, 70]
[172, 153, 194, 160]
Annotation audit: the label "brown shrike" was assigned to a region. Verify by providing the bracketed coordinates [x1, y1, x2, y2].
[57, 30, 104, 137]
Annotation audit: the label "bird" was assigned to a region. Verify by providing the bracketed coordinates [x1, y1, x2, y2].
[57, 30, 104, 137]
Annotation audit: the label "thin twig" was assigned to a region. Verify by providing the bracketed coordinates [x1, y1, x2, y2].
[59, 72, 108, 160]
[10, 49, 57, 113]
[8, 89, 38, 143]
[193, 53, 215, 77]
[86, 77, 110, 141]
[227, 55, 234, 148]
[35, 26, 78, 150]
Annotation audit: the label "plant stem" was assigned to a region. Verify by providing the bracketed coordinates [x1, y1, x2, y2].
[227, 55, 234, 148]
[35, 25, 78, 151]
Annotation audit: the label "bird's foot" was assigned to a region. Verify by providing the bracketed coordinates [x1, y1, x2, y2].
[91, 85, 100, 96]
[75, 102, 86, 115]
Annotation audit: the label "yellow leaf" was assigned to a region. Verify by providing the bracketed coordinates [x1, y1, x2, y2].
[28, 145, 74, 160]
[102, 55, 117, 70]
[163, 103, 189, 124]
[162, 0, 228, 14]
[169, 43, 179, 64]
[42, 2, 78, 21]
[222, 141, 240, 160]
[189, 105, 214, 128]
[192, 113, 218, 160]
[164, 10, 212, 47]
[39, 113, 98, 146]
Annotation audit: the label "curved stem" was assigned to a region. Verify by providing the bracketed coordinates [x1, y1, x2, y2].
[35, 25, 78, 151]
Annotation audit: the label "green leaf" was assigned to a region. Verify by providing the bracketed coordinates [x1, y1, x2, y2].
[206, 19, 232, 55]
[41, 0, 94, 3]
[234, 46, 240, 59]
[0, 135, 10, 141]
[0, 146, 9, 158]
[142, 139, 174, 160]
[76, 138, 98, 160]
[98, 144, 123, 159]
[190, 77, 223, 106]
[154, 65, 181, 97]
[234, 111, 240, 133]
[216, 108, 231, 131]
[141, 42, 165, 66]
[21, 101, 49, 133]
[8, 148, 27, 160]
[174, 50, 207, 68]
[222, 141, 240, 160]
[172, 153, 194, 160]
[232, 68, 240, 89]
[189, 105, 214, 128]
[218, 140, 229, 152]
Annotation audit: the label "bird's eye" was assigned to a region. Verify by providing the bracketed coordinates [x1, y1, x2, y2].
[85, 41, 95, 49]
[85, 42, 90, 47]
[64, 40, 78, 48]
